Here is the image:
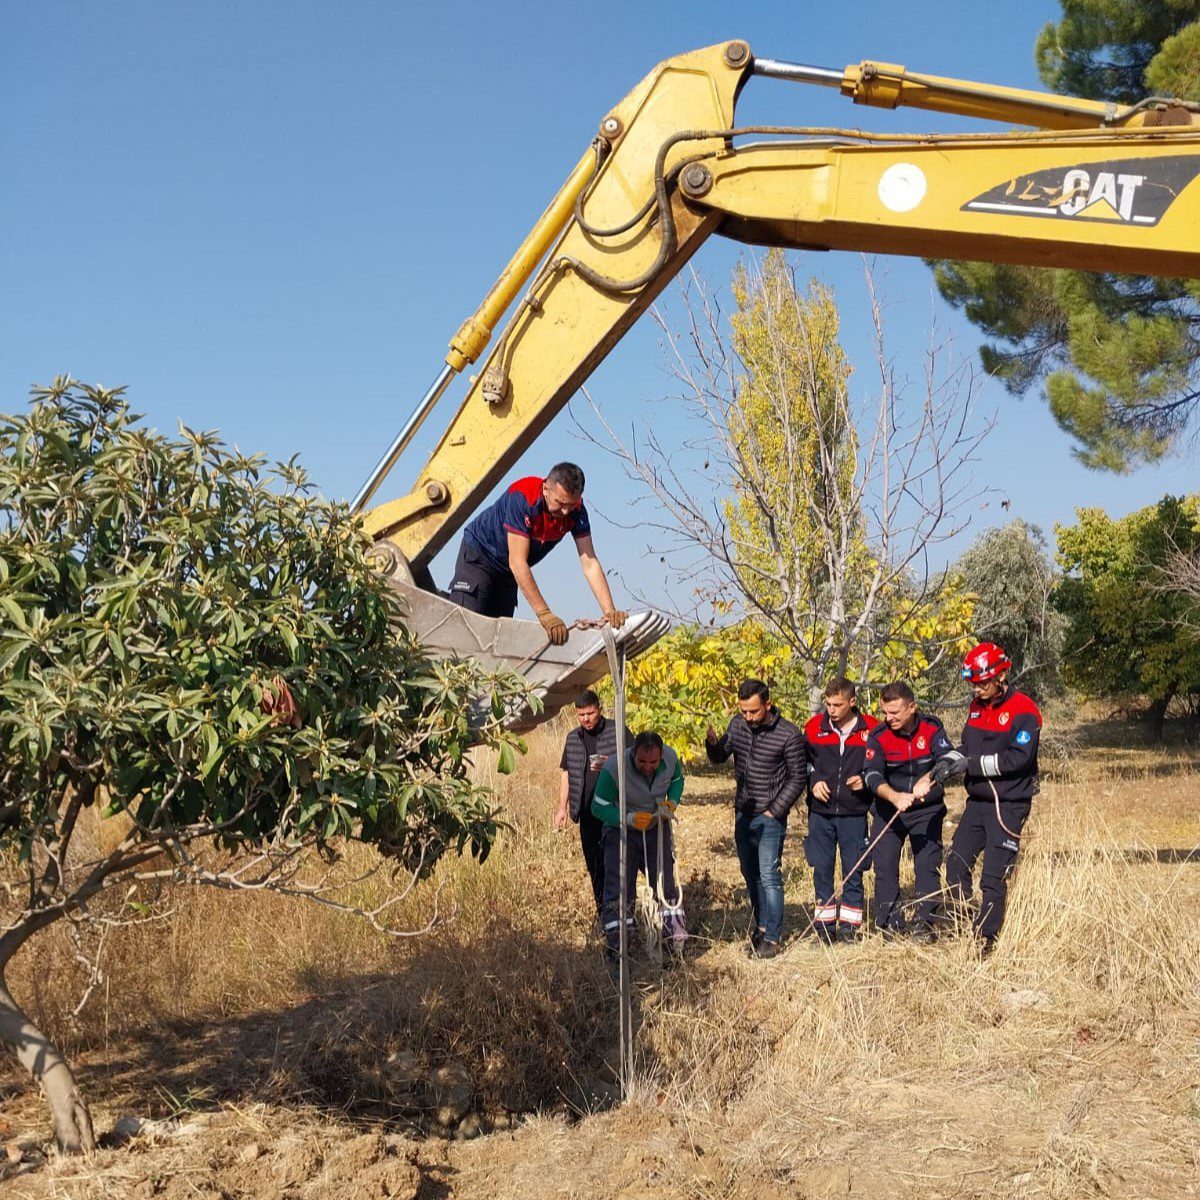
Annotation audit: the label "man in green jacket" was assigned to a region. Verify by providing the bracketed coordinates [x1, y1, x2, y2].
[592, 731, 686, 962]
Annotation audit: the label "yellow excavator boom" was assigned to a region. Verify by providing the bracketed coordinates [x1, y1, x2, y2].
[350, 41, 1200, 728]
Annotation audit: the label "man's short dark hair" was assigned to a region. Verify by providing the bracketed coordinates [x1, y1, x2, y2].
[879, 680, 916, 704]
[575, 689, 601, 709]
[632, 731, 664, 755]
[547, 462, 585, 496]
[824, 676, 856, 699]
[737, 678, 770, 703]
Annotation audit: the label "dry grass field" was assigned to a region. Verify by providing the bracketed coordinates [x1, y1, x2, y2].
[2, 708, 1198, 1199]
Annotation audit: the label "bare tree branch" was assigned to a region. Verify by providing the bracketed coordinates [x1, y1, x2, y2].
[575, 253, 993, 701]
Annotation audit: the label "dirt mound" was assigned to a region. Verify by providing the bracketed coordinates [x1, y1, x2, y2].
[8, 1116, 428, 1200]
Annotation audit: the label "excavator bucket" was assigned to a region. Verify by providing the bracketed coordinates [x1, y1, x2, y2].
[385, 578, 668, 731]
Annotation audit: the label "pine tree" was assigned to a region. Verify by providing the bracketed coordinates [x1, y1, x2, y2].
[933, 1, 1200, 471]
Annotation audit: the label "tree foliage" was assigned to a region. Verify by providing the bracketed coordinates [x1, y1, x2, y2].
[724, 257, 860, 615]
[952, 520, 1068, 701]
[933, 1, 1200, 471]
[621, 621, 799, 759]
[623, 588, 977, 764]
[0, 379, 529, 1150]
[593, 252, 988, 712]
[1034, 0, 1200, 101]
[1054, 494, 1200, 725]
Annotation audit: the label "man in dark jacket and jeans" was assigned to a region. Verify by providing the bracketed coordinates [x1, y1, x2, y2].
[706, 679, 805, 958]
[803, 677, 878, 943]
[555, 690, 631, 921]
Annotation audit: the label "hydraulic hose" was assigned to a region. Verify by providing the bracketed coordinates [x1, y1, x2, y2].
[560, 121, 1195, 297]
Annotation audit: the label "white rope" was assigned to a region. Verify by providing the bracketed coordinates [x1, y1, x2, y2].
[637, 812, 686, 967]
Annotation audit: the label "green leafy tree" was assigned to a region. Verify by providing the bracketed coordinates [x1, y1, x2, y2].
[933, 1, 1200, 470]
[952, 520, 1068, 701]
[0, 380, 529, 1152]
[621, 621, 802, 760]
[1054, 494, 1200, 734]
[622, 589, 977, 763]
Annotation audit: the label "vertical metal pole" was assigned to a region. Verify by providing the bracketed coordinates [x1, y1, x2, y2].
[602, 628, 633, 1100]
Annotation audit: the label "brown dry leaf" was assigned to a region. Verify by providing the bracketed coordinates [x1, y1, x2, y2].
[260, 675, 302, 729]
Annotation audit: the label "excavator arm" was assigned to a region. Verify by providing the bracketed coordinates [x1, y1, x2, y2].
[352, 41, 1200, 728]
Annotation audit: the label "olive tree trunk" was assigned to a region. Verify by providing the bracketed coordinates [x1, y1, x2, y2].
[1146, 692, 1173, 743]
[0, 928, 96, 1154]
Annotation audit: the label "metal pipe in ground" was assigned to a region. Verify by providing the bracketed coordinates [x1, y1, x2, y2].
[601, 628, 633, 1101]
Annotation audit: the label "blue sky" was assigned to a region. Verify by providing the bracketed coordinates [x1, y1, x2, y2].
[3, 1, 1196, 618]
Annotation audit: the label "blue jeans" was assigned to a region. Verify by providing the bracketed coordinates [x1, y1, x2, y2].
[805, 809, 869, 927]
[734, 812, 787, 943]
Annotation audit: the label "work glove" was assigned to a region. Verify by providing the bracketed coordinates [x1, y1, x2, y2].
[535, 608, 569, 646]
[656, 799, 676, 820]
[929, 750, 967, 784]
[627, 811, 656, 832]
[603, 608, 629, 629]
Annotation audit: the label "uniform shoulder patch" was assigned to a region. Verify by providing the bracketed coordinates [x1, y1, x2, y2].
[1015, 729, 1032, 745]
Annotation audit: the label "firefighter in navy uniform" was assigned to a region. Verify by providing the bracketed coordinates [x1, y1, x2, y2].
[803, 677, 879, 943]
[946, 642, 1041, 953]
[862, 681, 965, 941]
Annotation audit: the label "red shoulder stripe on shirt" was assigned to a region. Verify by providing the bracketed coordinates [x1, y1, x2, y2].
[508, 476, 544, 504]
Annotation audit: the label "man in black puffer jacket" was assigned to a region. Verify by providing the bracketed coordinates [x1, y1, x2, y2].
[706, 679, 805, 958]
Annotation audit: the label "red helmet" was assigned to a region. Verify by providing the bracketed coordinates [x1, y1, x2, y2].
[961, 642, 1012, 684]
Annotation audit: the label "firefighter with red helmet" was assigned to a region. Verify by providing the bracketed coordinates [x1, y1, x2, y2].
[945, 642, 1042, 953]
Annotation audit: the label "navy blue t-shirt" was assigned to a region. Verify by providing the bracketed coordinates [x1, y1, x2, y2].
[462, 476, 591, 574]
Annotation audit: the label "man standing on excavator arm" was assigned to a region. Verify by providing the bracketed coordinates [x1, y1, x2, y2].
[447, 462, 626, 644]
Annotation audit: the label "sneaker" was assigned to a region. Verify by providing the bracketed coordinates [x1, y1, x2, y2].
[749, 927, 766, 950]
[815, 922, 837, 945]
[909, 924, 938, 945]
[980, 935, 997, 958]
[837, 924, 861, 945]
[877, 924, 904, 942]
[753, 939, 781, 960]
